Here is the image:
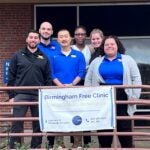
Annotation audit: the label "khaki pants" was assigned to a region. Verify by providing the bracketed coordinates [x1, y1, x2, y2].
[72, 136, 82, 148]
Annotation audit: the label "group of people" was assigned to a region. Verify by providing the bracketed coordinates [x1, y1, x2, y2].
[7, 21, 142, 149]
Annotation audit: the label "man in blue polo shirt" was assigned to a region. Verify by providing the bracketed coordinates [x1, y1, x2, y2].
[51, 29, 86, 148]
[51, 29, 86, 87]
[38, 21, 61, 67]
[38, 21, 61, 148]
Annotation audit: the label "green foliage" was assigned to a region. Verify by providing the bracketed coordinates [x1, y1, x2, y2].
[0, 139, 8, 150]
[1, 125, 97, 149]
[14, 142, 29, 150]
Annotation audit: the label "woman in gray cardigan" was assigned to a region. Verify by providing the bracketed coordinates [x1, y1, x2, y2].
[84, 35, 142, 148]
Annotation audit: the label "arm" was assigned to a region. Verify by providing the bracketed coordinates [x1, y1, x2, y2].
[44, 58, 52, 86]
[77, 52, 86, 81]
[53, 78, 65, 87]
[7, 54, 17, 99]
[65, 52, 86, 86]
[124, 55, 142, 99]
[84, 60, 95, 86]
[85, 57, 105, 86]
[72, 76, 81, 86]
[129, 56, 142, 99]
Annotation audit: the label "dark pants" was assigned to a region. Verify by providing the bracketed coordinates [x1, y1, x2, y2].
[46, 84, 56, 147]
[98, 89, 133, 148]
[47, 136, 55, 147]
[9, 99, 42, 148]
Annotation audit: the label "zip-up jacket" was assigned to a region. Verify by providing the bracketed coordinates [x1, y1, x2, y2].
[7, 47, 52, 99]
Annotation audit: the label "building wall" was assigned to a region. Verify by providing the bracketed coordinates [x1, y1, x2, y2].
[0, 4, 33, 127]
[0, 4, 33, 85]
[0, 3, 149, 129]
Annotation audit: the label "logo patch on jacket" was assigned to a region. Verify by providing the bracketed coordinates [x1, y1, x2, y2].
[37, 55, 44, 59]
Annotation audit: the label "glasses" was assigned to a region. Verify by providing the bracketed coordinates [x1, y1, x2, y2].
[75, 33, 86, 36]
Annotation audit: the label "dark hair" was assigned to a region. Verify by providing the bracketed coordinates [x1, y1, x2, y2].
[27, 29, 39, 37]
[100, 35, 126, 56]
[57, 29, 71, 37]
[74, 25, 87, 34]
[73, 25, 87, 44]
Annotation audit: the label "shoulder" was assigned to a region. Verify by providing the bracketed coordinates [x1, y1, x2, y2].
[88, 57, 103, 70]
[71, 49, 85, 59]
[71, 45, 81, 51]
[91, 56, 104, 64]
[121, 54, 138, 67]
[50, 39, 60, 46]
[121, 54, 135, 61]
[10, 48, 24, 62]
[14, 48, 24, 56]
[71, 45, 77, 49]
[87, 44, 95, 54]
[71, 48, 82, 54]
[84, 45, 92, 53]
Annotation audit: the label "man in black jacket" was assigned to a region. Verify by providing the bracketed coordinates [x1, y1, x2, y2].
[7, 29, 52, 148]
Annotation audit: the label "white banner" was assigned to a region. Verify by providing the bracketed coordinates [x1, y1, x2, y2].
[39, 86, 115, 132]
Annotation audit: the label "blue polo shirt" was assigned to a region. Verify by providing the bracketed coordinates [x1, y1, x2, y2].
[99, 53, 123, 85]
[51, 48, 86, 84]
[38, 39, 61, 63]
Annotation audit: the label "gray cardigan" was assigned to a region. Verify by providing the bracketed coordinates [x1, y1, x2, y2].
[84, 54, 142, 116]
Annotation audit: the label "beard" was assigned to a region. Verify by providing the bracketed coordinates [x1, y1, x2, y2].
[28, 44, 37, 50]
[27, 42, 37, 50]
[40, 34, 50, 40]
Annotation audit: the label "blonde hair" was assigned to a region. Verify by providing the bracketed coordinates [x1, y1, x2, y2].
[90, 28, 104, 39]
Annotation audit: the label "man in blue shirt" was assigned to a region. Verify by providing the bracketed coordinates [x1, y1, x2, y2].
[38, 21, 61, 148]
[38, 21, 61, 67]
[51, 29, 86, 87]
[51, 29, 86, 148]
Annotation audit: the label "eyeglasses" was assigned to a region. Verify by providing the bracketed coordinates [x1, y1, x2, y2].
[75, 33, 86, 36]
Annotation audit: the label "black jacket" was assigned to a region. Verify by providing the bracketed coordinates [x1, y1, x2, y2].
[7, 47, 52, 98]
[89, 47, 103, 64]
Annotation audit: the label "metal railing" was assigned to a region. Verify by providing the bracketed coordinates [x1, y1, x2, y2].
[0, 85, 150, 150]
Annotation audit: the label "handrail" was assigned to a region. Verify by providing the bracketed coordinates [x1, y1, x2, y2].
[0, 84, 149, 90]
[0, 100, 150, 106]
[0, 85, 149, 149]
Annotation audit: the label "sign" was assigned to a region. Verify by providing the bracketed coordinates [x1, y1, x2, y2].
[3, 60, 10, 84]
[39, 86, 115, 132]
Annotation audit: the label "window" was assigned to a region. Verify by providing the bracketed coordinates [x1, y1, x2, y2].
[79, 5, 150, 36]
[35, 4, 150, 36]
[35, 5, 77, 37]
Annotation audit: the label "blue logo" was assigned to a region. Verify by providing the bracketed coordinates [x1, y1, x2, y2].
[72, 115, 82, 125]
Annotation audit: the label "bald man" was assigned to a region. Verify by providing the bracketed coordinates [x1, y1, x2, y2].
[38, 21, 61, 148]
[38, 21, 61, 69]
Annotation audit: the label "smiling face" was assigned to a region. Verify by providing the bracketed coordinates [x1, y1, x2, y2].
[91, 32, 103, 48]
[74, 27, 86, 45]
[39, 22, 53, 40]
[26, 32, 40, 50]
[57, 29, 72, 49]
[104, 37, 118, 58]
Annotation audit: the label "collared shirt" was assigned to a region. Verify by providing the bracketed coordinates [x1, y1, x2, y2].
[51, 48, 86, 84]
[72, 45, 91, 70]
[38, 39, 61, 62]
[99, 53, 123, 85]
